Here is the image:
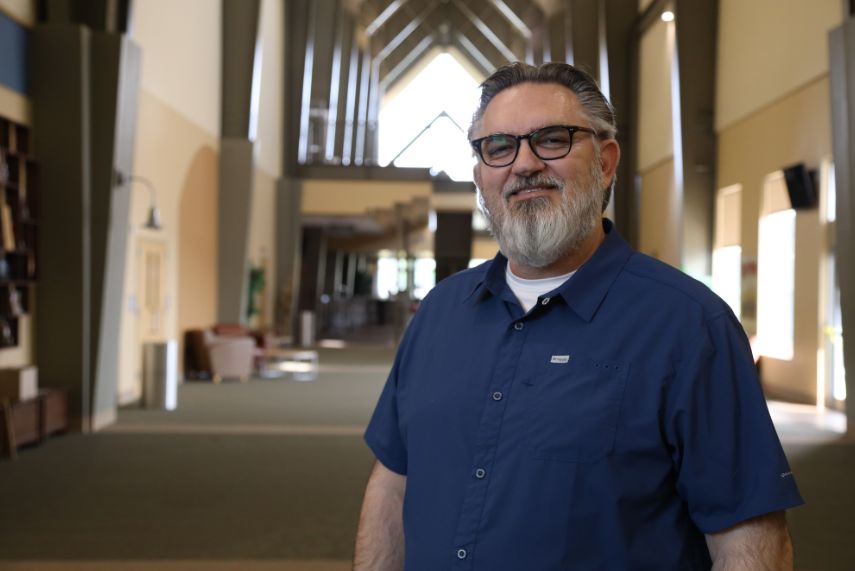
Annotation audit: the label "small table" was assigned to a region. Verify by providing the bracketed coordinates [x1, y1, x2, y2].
[257, 349, 319, 381]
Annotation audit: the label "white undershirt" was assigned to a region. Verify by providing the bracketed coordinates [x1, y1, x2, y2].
[505, 264, 576, 313]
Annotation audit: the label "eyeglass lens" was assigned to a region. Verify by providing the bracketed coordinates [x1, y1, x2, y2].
[479, 126, 576, 166]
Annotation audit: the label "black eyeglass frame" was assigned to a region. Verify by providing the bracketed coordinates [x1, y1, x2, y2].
[470, 124, 599, 168]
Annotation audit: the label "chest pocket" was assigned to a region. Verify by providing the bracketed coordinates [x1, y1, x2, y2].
[527, 357, 628, 463]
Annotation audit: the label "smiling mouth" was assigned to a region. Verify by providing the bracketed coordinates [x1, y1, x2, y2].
[505, 186, 558, 200]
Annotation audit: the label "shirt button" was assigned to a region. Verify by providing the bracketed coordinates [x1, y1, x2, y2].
[541, 297, 551, 305]
[514, 322, 524, 331]
[475, 468, 486, 479]
[457, 548, 468, 559]
[492, 391, 503, 401]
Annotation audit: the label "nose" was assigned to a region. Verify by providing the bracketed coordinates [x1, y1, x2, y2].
[511, 139, 545, 176]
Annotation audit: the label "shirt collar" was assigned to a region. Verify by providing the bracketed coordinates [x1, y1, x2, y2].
[469, 219, 633, 322]
[464, 253, 515, 306]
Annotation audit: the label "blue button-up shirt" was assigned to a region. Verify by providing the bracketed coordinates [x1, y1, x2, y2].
[365, 220, 803, 570]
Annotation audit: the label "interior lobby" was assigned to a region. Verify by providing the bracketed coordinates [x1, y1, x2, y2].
[1, 0, 854, 569]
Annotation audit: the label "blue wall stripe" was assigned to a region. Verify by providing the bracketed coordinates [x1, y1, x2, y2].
[0, 10, 29, 95]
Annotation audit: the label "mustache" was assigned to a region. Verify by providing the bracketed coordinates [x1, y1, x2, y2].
[502, 175, 565, 200]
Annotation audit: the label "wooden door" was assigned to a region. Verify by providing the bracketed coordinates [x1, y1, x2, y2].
[137, 238, 167, 341]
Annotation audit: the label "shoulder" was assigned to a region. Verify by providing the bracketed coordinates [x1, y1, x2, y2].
[620, 251, 732, 321]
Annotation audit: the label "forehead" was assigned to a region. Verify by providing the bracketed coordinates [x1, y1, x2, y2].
[479, 82, 586, 135]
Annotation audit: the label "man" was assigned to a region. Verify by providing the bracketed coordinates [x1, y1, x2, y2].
[354, 62, 803, 570]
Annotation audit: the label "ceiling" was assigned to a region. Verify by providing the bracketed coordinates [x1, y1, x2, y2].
[286, 0, 647, 253]
[351, 0, 568, 91]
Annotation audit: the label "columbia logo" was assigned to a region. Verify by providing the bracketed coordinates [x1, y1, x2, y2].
[550, 355, 570, 364]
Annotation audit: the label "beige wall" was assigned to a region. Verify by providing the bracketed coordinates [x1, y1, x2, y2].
[715, 0, 840, 403]
[717, 77, 832, 403]
[716, 0, 842, 131]
[116, 0, 222, 401]
[637, 18, 673, 172]
[120, 0, 287, 400]
[242, 0, 284, 330]
[431, 191, 477, 212]
[302, 179, 433, 215]
[247, 168, 277, 329]
[131, 0, 222, 137]
[717, 77, 832, 262]
[636, 14, 680, 271]
[472, 236, 498, 262]
[0, 85, 30, 125]
[118, 89, 219, 403]
[0, 316, 33, 368]
[176, 142, 219, 362]
[638, 158, 680, 268]
[0, 0, 35, 25]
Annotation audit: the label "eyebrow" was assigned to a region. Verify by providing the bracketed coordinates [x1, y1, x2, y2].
[485, 123, 578, 137]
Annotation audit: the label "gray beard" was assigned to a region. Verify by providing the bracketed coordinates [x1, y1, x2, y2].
[479, 164, 605, 269]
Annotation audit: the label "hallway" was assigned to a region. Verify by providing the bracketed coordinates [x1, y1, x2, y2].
[0, 346, 853, 570]
[0, 347, 390, 571]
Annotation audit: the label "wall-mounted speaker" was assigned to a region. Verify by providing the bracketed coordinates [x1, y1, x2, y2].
[782, 163, 818, 209]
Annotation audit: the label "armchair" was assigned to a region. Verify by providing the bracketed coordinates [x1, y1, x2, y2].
[184, 327, 256, 383]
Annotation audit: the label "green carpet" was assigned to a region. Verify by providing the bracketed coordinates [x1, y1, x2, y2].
[784, 440, 855, 570]
[0, 433, 374, 559]
[0, 347, 391, 561]
[1, 345, 853, 569]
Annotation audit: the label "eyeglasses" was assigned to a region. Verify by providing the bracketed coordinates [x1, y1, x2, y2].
[470, 124, 598, 168]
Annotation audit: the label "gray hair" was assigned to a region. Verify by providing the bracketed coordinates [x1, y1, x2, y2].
[469, 62, 618, 210]
[469, 62, 617, 139]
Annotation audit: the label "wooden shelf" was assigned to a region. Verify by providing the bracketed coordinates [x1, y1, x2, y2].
[0, 115, 38, 347]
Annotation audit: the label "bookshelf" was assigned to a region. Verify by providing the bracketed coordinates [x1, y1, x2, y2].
[0, 115, 38, 347]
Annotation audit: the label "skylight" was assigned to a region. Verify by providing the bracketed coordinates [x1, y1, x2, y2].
[378, 52, 481, 181]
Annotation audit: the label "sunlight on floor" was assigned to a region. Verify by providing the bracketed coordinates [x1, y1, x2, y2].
[769, 400, 848, 444]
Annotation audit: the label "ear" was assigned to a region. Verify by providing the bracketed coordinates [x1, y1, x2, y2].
[473, 162, 483, 192]
[598, 139, 621, 189]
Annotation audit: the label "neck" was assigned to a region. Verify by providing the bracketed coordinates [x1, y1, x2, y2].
[508, 222, 605, 279]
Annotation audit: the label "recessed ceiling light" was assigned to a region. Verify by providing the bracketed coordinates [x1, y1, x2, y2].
[661, 10, 675, 22]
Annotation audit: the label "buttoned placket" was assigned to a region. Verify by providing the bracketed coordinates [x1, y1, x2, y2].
[451, 313, 530, 569]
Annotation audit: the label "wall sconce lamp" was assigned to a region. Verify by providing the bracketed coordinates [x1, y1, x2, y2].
[115, 170, 162, 231]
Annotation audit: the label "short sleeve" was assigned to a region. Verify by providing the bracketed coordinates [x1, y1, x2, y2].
[364, 356, 408, 475]
[665, 312, 804, 533]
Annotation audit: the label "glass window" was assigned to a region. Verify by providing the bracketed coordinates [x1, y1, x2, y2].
[413, 258, 436, 300]
[712, 245, 742, 320]
[826, 161, 836, 223]
[375, 256, 399, 300]
[712, 185, 742, 320]
[378, 52, 480, 181]
[828, 255, 847, 401]
[756, 209, 795, 360]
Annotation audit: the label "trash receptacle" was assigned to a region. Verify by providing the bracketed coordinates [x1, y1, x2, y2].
[300, 310, 315, 347]
[142, 340, 178, 410]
